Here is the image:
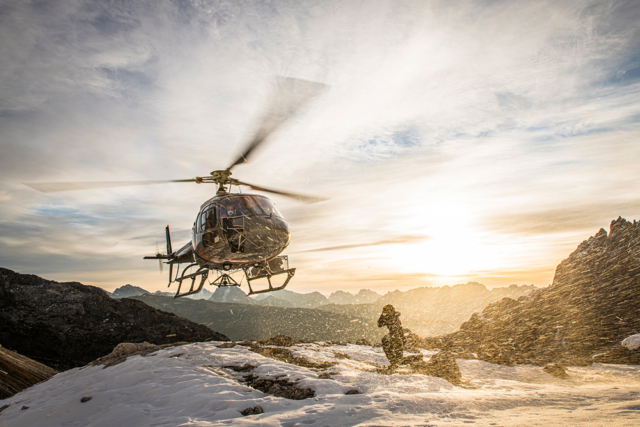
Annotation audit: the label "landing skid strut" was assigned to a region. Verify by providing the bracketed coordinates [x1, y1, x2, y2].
[172, 263, 209, 299]
[167, 256, 295, 298]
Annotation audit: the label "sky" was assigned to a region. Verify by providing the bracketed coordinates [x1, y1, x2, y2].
[1, 0, 639, 295]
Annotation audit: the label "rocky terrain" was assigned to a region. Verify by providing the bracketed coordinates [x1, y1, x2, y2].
[0, 268, 228, 371]
[425, 218, 640, 367]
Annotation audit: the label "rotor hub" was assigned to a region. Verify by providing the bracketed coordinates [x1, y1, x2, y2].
[208, 170, 232, 194]
[210, 170, 232, 183]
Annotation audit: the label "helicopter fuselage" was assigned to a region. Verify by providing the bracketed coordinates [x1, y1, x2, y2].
[190, 193, 290, 270]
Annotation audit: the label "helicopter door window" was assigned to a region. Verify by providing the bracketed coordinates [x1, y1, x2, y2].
[202, 207, 217, 232]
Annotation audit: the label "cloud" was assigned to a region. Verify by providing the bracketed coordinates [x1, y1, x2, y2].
[1, 0, 640, 293]
[295, 235, 430, 253]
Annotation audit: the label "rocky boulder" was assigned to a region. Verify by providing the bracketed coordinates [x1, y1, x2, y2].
[0, 268, 228, 371]
[411, 350, 462, 385]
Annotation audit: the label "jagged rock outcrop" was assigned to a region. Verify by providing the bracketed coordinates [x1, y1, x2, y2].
[0, 268, 229, 371]
[0, 345, 58, 399]
[424, 218, 640, 366]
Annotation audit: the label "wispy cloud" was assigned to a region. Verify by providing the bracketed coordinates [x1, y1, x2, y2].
[1, 0, 640, 293]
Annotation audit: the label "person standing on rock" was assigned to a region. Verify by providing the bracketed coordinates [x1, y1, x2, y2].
[378, 304, 405, 368]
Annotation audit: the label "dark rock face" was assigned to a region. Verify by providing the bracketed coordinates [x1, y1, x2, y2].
[245, 375, 315, 400]
[0, 345, 58, 399]
[425, 218, 640, 366]
[0, 268, 229, 370]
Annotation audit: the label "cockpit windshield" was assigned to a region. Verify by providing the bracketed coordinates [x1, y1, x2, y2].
[253, 196, 283, 218]
[218, 196, 264, 218]
[218, 195, 283, 218]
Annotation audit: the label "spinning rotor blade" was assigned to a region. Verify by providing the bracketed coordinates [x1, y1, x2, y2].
[226, 76, 327, 171]
[24, 179, 197, 193]
[156, 242, 163, 275]
[234, 179, 325, 204]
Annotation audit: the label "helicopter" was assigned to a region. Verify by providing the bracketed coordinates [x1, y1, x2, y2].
[25, 76, 327, 298]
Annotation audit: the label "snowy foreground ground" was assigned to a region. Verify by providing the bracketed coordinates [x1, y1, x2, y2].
[1, 342, 639, 427]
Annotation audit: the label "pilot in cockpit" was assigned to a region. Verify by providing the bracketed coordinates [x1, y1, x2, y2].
[220, 205, 235, 218]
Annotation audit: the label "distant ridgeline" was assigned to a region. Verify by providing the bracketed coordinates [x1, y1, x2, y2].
[424, 217, 640, 366]
[131, 282, 537, 342]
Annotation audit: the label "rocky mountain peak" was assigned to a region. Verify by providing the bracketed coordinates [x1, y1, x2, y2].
[110, 284, 150, 299]
[209, 286, 255, 304]
[431, 217, 640, 366]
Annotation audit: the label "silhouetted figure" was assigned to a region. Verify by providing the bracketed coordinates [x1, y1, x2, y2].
[378, 304, 405, 367]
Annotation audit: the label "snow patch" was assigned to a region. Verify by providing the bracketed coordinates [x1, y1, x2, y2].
[1, 342, 639, 426]
[622, 333, 640, 351]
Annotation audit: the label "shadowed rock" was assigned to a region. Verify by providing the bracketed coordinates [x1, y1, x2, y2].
[88, 342, 189, 368]
[412, 350, 462, 385]
[260, 335, 294, 347]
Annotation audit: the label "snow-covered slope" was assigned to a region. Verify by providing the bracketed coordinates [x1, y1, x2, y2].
[1, 342, 639, 426]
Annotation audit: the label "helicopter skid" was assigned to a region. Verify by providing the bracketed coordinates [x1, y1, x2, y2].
[172, 263, 209, 299]
[244, 267, 295, 295]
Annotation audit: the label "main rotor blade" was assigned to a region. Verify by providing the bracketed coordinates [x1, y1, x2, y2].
[24, 179, 197, 193]
[226, 76, 327, 171]
[234, 179, 326, 204]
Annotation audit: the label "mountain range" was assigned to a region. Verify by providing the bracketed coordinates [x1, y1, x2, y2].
[132, 294, 382, 343]
[112, 279, 536, 339]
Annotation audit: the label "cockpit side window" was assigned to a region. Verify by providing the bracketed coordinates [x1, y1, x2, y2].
[200, 206, 217, 232]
